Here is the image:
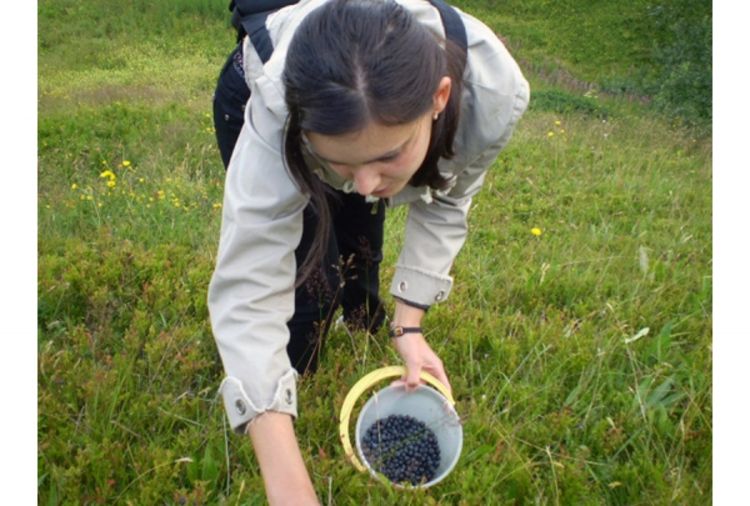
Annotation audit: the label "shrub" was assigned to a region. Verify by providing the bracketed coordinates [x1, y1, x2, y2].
[647, 0, 712, 128]
[529, 89, 609, 118]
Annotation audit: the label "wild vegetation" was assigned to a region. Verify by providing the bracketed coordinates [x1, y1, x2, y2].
[38, 0, 711, 503]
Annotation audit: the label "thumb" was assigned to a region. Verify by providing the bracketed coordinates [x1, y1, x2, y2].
[403, 362, 422, 391]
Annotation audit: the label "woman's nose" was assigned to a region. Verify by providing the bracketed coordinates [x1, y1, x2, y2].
[353, 167, 380, 196]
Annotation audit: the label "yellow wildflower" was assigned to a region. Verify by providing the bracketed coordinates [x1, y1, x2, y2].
[213, 203, 222, 209]
[99, 170, 116, 180]
[122, 160, 131, 168]
[531, 227, 542, 236]
[554, 120, 561, 126]
[157, 190, 165, 199]
[106, 180, 116, 188]
[71, 183, 79, 191]
[547, 131, 554, 138]
[559, 129, 566, 134]
[138, 177, 145, 183]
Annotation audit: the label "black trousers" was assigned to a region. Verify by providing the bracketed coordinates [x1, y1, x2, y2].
[212, 45, 386, 375]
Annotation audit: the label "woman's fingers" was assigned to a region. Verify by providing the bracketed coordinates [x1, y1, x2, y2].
[393, 364, 451, 395]
[390, 378, 425, 388]
[390, 333, 452, 396]
[403, 360, 423, 391]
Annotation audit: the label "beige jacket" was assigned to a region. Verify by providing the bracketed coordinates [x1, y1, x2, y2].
[208, 0, 529, 432]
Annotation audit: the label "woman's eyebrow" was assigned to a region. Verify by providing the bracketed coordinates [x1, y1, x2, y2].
[319, 146, 403, 166]
[302, 131, 409, 165]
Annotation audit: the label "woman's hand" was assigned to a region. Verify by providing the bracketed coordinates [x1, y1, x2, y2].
[391, 331, 452, 395]
[390, 300, 452, 395]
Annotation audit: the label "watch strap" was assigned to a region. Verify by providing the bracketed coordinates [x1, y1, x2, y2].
[389, 326, 423, 338]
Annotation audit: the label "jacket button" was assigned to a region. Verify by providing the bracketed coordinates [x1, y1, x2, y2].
[285, 389, 293, 405]
[234, 399, 246, 415]
[435, 291, 445, 302]
[224, 113, 230, 121]
[398, 281, 408, 293]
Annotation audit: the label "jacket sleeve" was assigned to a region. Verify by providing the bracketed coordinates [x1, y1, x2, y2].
[389, 77, 530, 307]
[208, 78, 308, 433]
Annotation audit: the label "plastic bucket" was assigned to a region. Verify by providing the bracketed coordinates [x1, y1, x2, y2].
[355, 384, 463, 488]
[338, 366, 463, 489]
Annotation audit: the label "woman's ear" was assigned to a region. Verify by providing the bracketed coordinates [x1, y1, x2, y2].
[432, 76, 452, 116]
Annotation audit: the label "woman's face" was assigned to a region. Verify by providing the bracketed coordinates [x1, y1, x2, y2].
[303, 112, 433, 198]
[302, 76, 452, 198]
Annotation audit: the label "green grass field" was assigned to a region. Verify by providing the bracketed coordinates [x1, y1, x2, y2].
[38, 0, 711, 503]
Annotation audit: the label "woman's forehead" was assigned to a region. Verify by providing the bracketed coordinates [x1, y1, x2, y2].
[303, 118, 423, 165]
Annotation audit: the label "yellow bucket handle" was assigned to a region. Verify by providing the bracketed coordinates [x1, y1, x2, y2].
[338, 365, 455, 472]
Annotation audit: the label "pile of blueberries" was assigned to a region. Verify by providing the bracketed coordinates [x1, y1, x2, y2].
[360, 414, 441, 486]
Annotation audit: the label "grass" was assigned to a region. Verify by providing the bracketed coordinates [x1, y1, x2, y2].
[38, 0, 711, 503]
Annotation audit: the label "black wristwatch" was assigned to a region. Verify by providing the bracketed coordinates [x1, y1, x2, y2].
[389, 326, 423, 338]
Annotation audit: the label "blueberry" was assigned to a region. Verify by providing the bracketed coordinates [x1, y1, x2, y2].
[361, 414, 442, 485]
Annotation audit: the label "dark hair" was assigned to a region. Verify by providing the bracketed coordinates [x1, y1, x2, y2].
[282, 0, 465, 284]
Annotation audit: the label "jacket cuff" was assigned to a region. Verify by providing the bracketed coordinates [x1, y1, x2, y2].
[390, 265, 453, 307]
[219, 369, 299, 433]
[393, 296, 431, 312]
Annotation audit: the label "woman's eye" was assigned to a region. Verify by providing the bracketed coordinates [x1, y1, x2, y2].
[379, 153, 399, 164]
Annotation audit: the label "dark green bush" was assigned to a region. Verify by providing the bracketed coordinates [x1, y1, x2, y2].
[529, 89, 609, 118]
[647, 0, 712, 128]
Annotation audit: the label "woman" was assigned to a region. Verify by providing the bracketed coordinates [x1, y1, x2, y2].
[209, 0, 529, 502]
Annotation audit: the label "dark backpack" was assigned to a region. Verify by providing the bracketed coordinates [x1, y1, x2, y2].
[229, 0, 298, 44]
[228, 0, 467, 68]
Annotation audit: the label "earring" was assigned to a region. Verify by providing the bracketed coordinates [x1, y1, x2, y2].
[433, 112, 439, 120]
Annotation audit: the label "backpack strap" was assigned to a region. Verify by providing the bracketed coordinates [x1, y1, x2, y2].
[229, 0, 297, 53]
[427, 0, 468, 73]
[233, 0, 468, 67]
[244, 13, 276, 63]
